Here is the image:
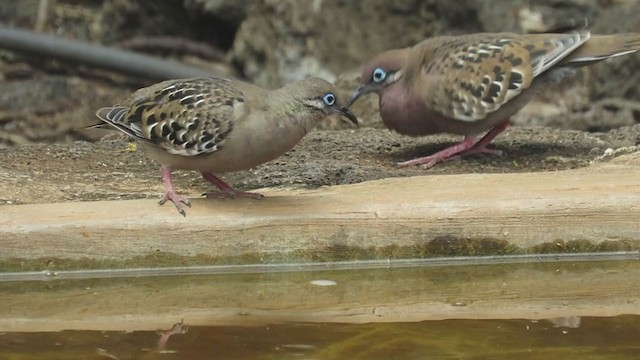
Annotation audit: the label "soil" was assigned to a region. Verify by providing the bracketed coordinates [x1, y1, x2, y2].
[2, 123, 639, 206]
[1, 0, 640, 207]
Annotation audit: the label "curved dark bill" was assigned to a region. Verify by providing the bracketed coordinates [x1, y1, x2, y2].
[348, 84, 368, 107]
[339, 106, 358, 125]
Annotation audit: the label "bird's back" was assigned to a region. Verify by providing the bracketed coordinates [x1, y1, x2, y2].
[397, 30, 639, 136]
[96, 77, 248, 157]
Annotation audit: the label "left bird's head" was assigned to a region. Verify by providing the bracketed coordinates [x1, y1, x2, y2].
[349, 48, 408, 106]
[298, 77, 358, 125]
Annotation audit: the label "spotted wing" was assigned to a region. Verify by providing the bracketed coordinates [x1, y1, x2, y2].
[95, 77, 246, 156]
[414, 31, 590, 122]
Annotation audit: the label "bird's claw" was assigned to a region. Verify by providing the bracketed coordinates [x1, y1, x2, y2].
[159, 191, 191, 216]
[397, 155, 440, 168]
[458, 146, 503, 157]
[397, 145, 503, 169]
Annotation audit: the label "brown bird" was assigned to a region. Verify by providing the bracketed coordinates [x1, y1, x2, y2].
[95, 76, 357, 215]
[349, 29, 640, 168]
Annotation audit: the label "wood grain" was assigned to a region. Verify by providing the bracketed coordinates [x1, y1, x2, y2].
[1, 153, 639, 265]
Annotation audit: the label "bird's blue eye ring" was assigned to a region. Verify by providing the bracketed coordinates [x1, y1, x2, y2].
[372, 67, 387, 83]
[323, 93, 336, 106]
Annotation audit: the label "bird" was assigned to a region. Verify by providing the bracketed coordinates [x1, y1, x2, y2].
[95, 76, 358, 215]
[349, 29, 640, 168]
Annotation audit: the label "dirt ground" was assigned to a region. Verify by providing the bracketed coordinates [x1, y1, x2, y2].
[1, 0, 640, 206]
[2, 123, 639, 206]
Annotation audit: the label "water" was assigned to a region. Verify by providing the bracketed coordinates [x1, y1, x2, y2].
[2, 316, 640, 359]
[0, 257, 639, 359]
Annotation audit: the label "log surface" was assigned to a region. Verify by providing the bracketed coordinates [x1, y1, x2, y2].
[1, 153, 639, 268]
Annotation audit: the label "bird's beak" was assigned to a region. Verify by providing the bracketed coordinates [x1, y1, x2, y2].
[338, 105, 358, 125]
[348, 83, 374, 107]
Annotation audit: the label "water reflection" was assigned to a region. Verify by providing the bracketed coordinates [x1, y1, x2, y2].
[1, 259, 639, 358]
[156, 320, 189, 352]
[1, 316, 640, 359]
[546, 316, 581, 329]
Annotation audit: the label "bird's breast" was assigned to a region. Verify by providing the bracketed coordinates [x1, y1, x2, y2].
[379, 85, 443, 136]
[378, 84, 507, 137]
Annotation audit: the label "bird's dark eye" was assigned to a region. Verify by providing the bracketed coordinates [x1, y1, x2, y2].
[372, 67, 387, 83]
[323, 93, 336, 106]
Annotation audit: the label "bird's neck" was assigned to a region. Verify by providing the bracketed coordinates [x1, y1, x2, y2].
[401, 47, 424, 87]
[268, 88, 319, 134]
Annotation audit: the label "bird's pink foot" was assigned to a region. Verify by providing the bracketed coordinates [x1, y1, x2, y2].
[397, 121, 509, 169]
[157, 320, 189, 350]
[158, 191, 191, 216]
[159, 166, 191, 216]
[397, 136, 477, 169]
[201, 172, 264, 200]
[397, 154, 449, 168]
[458, 121, 509, 158]
[458, 145, 503, 157]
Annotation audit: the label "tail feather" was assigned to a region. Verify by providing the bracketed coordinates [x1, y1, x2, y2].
[83, 123, 111, 130]
[92, 106, 142, 139]
[96, 106, 129, 125]
[562, 33, 640, 66]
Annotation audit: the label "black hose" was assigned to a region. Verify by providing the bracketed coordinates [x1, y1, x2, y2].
[0, 26, 220, 81]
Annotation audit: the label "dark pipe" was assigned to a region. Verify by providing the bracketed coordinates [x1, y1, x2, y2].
[0, 26, 220, 81]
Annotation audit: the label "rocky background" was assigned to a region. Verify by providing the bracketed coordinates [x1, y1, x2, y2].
[0, 0, 639, 147]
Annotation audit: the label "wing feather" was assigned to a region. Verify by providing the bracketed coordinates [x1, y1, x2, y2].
[95, 77, 246, 156]
[412, 31, 590, 122]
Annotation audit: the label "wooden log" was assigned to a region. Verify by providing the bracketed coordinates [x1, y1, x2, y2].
[1, 153, 639, 269]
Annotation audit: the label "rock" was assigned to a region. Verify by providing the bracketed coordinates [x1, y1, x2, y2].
[589, 2, 640, 101]
[183, 0, 252, 25]
[0, 0, 40, 28]
[230, 0, 483, 88]
[478, 0, 600, 33]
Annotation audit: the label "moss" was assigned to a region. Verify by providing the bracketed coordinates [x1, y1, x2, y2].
[529, 239, 640, 254]
[421, 236, 519, 257]
[1, 237, 639, 272]
[0, 252, 263, 272]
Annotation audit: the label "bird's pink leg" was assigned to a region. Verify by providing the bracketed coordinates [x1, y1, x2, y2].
[457, 120, 509, 157]
[397, 121, 509, 169]
[201, 172, 264, 199]
[397, 136, 478, 168]
[158, 166, 192, 216]
[157, 320, 189, 351]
